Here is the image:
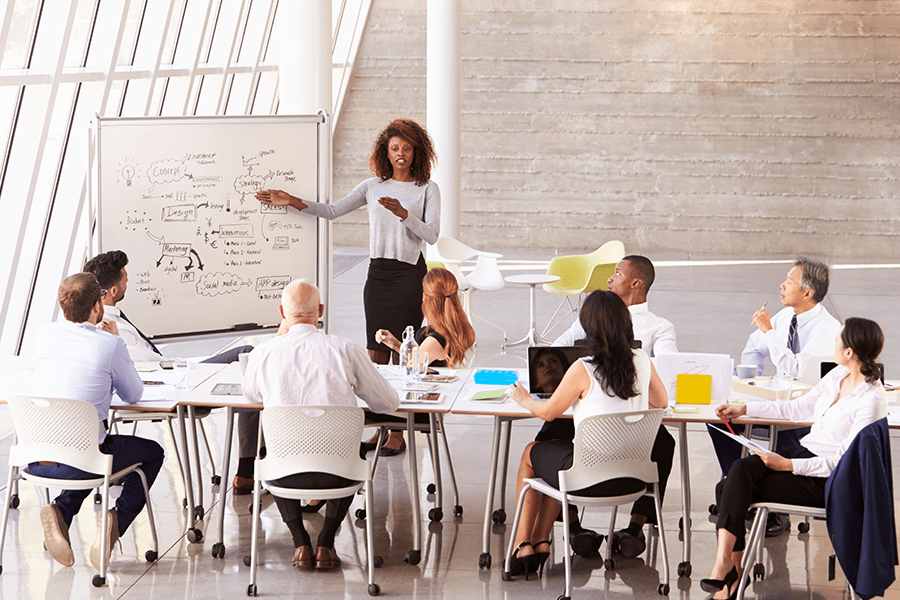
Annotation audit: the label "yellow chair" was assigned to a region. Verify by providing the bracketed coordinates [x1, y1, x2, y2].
[540, 240, 625, 337]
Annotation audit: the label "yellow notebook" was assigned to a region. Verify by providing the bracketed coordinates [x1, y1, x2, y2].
[676, 373, 712, 405]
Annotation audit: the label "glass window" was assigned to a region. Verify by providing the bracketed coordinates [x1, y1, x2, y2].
[1, 0, 39, 70]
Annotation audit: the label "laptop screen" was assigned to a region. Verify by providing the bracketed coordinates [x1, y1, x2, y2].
[820, 361, 885, 384]
[527, 346, 592, 395]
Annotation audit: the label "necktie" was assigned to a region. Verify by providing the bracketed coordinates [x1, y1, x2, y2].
[119, 310, 162, 355]
[787, 314, 800, 354]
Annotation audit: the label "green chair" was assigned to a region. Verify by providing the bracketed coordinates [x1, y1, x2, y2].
[540, 240, 625, 337]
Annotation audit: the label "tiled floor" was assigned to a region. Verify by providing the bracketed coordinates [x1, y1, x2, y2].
[1, 247, 898, 599]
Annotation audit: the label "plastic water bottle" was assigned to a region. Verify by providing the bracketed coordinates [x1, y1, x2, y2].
[398, 326, 419, 384]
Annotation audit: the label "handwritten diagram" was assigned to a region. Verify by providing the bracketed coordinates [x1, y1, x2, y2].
[96, 115, 323, 337]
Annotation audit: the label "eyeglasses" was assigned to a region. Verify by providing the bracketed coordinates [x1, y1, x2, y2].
[100, 288, 108, 297]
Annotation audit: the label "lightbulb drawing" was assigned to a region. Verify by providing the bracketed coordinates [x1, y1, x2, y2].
[122, 165, 135, 187]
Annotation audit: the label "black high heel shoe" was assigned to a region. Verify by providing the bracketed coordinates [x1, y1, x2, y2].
[506, 542, 534, 579]
[529, 539, 551, 577]
[700, 566, 738, 594]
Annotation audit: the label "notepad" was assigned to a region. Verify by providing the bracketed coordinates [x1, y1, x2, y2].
[471, 389, 507, 402]
[676, 373, 712, 405]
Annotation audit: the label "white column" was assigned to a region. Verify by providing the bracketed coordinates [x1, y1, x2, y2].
[427, 0, 461, 241]
[278, 0, 330, 114]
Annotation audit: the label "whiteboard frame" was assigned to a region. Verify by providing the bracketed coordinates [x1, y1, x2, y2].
[87, 112, 332, 340]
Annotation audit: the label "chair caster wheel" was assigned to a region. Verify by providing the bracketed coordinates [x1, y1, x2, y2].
[145, 550, 158, 562]
[753, 563, 765, 580]
[211, 475, 221, 485]
[373, 556, 383, 568]
[368, 583, 380, 596]
[247, 583, 257, 596]
[92, 575, 105, 587]
[9, 495, 19, 509]
[557, 596, 571, 600]
[404, 550, 421, 565]
[491, 509, 506, 524]
[94, 493, 102, 505]
[211, 543, 225, 558]
[677, 561, 691, 577]
[678, 516, 691, 531]
[708, 503, 718, 516]
[187, 528, 203, 543]
[658, 583, 670, 595]
[501, 569, 511, 581]
[428, 508, 443, 522]
[478, 552, 491, 569]
[243, 555, 251, 567]
[426, 483, 436, 494]
[604, 558, 616, 570]
[356, 508, 367, 520]
[798, 521, 810, 533]
[454, 505, 463, 517]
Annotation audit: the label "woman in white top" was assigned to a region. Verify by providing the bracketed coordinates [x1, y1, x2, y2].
[703, 317, 886, 599]
[507, 290, 668, 578]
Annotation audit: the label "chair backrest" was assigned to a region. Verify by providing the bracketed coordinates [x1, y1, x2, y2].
[466, 254, 504, 291]
[435, 236, 478, 263]
[583, 261, 617, 293]
[545, 254, 595, 291]
[587, 240, 626, 264]
[7, 395, 112, 475]
[561, 409, 663, 493]
[259, 405, 369, 483]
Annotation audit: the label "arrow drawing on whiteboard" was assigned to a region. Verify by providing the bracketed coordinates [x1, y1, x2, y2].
[196, 202, 209, 209]
[146, 230, 165, 244]
[184, 249, 205, 272]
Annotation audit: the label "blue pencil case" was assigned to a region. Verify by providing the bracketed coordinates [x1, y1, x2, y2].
[473, 369, 518, 385]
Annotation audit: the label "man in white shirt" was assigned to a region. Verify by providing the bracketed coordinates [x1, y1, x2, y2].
[710, 257, 840, 536]
[548, 256, 678, 560]
[83, 250, 253, 363]
[241, 279, 398, 569]
[30, 273, 165, 571]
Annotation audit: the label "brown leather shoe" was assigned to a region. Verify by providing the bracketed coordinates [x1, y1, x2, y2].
[292, 545, 315, 569]
[233, 475, 253, 496]
[315, 546, 342, 570]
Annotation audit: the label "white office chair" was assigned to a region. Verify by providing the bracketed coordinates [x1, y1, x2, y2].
[503, 409, 670, 598]
[246, 405, 380, 597]
[433, 236, 507, 341]
[0, 395, 159, 587]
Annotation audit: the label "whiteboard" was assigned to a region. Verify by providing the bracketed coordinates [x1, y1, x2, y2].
[90, 114, 330, 339]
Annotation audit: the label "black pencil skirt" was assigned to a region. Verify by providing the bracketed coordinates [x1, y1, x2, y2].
[364, 255, 426, 352]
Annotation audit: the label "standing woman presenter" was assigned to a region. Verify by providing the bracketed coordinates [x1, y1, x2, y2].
[257, 118, 440, 364]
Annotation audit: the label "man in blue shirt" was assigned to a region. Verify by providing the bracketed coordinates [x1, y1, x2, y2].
[30, 273, 165, 571]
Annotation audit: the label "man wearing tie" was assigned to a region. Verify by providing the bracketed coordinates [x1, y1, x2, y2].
[709, 256, 840, 536]
[84, 250, 252, 363]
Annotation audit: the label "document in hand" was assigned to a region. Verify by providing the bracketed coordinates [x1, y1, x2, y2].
[711, 425, 772, 454]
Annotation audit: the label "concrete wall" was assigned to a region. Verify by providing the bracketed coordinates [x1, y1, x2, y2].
[331, 1, 900, 257]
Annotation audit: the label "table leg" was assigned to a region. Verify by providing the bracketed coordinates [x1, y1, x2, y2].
[498, 419, 512, 512]
[677, 423, 692, 577]
[405, 413, 422, 565]
[480, 415, 503, 569]
[428, 414, 443, 522]
[187, 405, 204, 520]
[507, 283, 553, 347]
[211, 406, 236, 559]
[177, 405, 202, 542]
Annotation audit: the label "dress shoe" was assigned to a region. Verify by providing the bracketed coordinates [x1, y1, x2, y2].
[765, 512, 791, 537]
[378, 437, 406, 457]
[700, 565, 738, 594]
[300, 500, 325, 514]
[292, 545, 315, 569]
[40, 504, 74, 567]
[90, 508, 119, 571]
[505, 541, 533, 579]
[315, 546, 342, 569]
[612, 522, 646, 558]
[233, 475, 254, 496]
[570, 529, 604, 558]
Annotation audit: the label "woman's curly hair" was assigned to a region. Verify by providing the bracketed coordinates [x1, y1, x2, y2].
[369, 119, 437, 186]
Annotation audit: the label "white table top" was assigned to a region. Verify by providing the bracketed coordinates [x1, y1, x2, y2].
[504, 274, 560, 286]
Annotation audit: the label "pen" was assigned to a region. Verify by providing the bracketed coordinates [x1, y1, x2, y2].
[143, 381, 165, 385]
[720, 414, 736, 435]
[751, 301, 767, 325]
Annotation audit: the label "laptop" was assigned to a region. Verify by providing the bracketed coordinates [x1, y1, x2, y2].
[527, 346, 591, 399]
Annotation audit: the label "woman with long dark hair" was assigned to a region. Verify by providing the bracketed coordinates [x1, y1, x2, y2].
[505, 290, 668, 577]
[703, 317, 886, 599]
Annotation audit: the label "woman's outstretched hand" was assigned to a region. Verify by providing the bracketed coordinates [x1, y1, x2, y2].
[256, 189, 307, 211]
[375, 329, 401, 352]
[509, 382, 531, 406]
[378, 196, 408, 220]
